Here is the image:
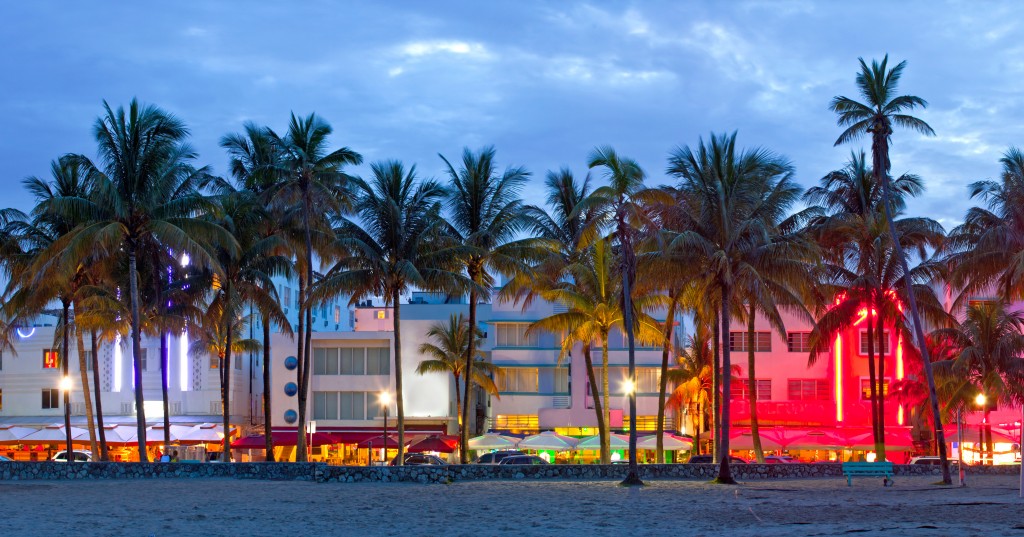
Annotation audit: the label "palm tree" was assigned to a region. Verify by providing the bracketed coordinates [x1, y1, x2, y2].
[416, 313, 501, 432]
[831, 55, 951, 484]
[441, 146, 536, 463]
[931, 303, 1024, 464]
[316, 160, 469, 466]
[667, 132, 801, 483]
[265, 112, 361, 461]
[43, 99, 234, 461]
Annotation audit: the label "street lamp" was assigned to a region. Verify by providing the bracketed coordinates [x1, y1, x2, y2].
[976, 393, 987, 466]
[59, 376, 73, 463]
[621, 377, 641, 485]
[379, 391, 391, 465]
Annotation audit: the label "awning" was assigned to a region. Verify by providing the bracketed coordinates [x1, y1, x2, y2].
[407, 434, 459, 453]
[231, 431, 340, 449]
[357, 435, 403, 449]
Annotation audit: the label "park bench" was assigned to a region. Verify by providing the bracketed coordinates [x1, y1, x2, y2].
[841, 461, 894, 486]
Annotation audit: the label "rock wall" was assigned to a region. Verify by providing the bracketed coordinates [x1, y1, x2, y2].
[1, 461, 1017, 483]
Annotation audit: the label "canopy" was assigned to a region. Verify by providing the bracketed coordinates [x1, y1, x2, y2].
[637, 434, 693, 451]
[944, 425, 1020, 444]
[787, 430, 848, 450]
[101, 425, 139, 446]
[0, 426, 36, 444]
[407, 434, 458, 454]
[147, 424, 198, 443]
[577, 433, 629, 450]
[231, 431, 338, 449]
[518, 431, 579, 451]
[19, 424, 88, 444]
[729, 429, 787, 450]
[357, 434, 403, 449]
[468, 433, 519, 450]
[179, 424, 231, 444]
[842, 427, 914, 450]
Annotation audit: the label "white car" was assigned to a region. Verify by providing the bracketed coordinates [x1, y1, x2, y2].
[51, 450, 93, 462]
[908, 456, 961, 466]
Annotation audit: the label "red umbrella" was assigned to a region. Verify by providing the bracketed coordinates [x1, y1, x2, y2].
[407, 434, 458, 453]
[357, 434, 402, 449]
[231, 431, 338, 449]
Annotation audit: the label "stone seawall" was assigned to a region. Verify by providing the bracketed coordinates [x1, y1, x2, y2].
[1, 461, 1017, 483]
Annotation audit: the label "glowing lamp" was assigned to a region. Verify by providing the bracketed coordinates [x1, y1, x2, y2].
[622, 379, 635, 395]
[59, 376, 73, 392]
[379, 391, 392, 406]
[975, 393, 987, 407]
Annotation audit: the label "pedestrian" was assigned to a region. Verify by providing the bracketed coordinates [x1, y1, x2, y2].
[170, 450, 179, 463]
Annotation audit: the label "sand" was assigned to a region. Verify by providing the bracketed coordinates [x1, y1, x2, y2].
[1, 474, 1022, 536]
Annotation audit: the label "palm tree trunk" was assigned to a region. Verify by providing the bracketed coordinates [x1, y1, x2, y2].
[874, 130, 951, 484]
[712, 316, 721, 461]
[62, 301, 73, 461]
[621, 252, 641, 485]
[601, 335, 610, 464]
[583, 345, 607, 463]
[74, 326, 98, 457]
[656, 296, 679, 464]
[161, 332, 171, 451]
[393, 288, 405, 466]
[876, 308, 887, 461]
[461, 267, 479, 464]
[747, 305, 764, 463]
[693, 402, 702, 454]
[717, 284, 736, 484]
[984, 408, 992, 465]
[128, 249, 149, 462]
[222, 303, 233, 462]
[295, 273, 307, 462]
[866, 289, 881, 458]
[454, 372, 463, 433]
[262, 315, 274, 462]
[90, 330, 108, 460]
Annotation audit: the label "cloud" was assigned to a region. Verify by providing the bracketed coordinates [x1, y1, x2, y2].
[399, 40, 490, 59]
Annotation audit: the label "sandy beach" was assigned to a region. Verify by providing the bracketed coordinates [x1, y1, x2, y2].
[1, 474, 1022, 537]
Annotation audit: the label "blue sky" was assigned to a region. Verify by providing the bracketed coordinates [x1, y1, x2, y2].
[2, 1, 1022, 230]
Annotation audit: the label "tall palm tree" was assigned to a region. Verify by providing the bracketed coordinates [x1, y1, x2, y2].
[42, 99, 234, 461]
[830, 55, 951, 484]
[441, 146, 536, 463]
[416, 313, 501, 431]
[316, 160, 469, 466]
[667, 132, 801, 483]
[265, 113, 361, 461]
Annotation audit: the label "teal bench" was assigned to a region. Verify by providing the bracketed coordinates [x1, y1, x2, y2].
[841, 461, 894, 486]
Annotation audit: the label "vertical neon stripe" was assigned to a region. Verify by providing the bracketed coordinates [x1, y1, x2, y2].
[113, 336, 122, 392]
[896, 336, 904, 425]
[835, 335, 843, 422]
[180, 331, 189, 391]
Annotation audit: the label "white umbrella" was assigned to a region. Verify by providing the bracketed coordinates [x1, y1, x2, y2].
[518, 431, 579, 451]
[179, 423, 230, 444]
[20, 423, 88, 444]
[0, 425, 36, 444]
[577, 433, 629, 450]
[468, 433, 519, 450]
[637, 434, 693, 451]
[147, 424, 197, 443]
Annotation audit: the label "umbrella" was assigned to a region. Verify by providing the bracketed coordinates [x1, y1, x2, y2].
[729, 429, 786, 450]
[407, 434, 458, 454]
[842, 427, 914, 450]
[179, 424, 231, 444]
[468, 433, 519, 450]
[944, 425, 1019, 444]
[787, 430, 848, 450]
[518, 431, 579, 451]
[357, 434, 403, 449]
[577, 433, 629, 450]
[637, 434, 693, 451]
[101, 425, 138, 446]
[20, 424, 89, 444]
[0, 426, 36, 445]
[147, 424, 197, 443]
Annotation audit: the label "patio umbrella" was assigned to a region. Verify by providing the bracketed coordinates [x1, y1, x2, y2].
[729, 429, 786, 450]
[357, 434, 403, 449]
[787, 430, 848, 450]
[944, 425, 1019, 444]
[0, 426, 36, 444]
[407, 434, 458, 453]
[577, 433, 629, 450]
[637, 434, 693, 451]
[101, 425, 138, 446]
[179, 424, 232, 444]
[468, 433, 519, 450]
[148, 424, 197, 443]
[842, 427, 914, 450]
[518, 431, 579, 451]
[20, 424, 89, 444]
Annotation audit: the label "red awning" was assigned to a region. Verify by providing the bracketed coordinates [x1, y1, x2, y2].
[357, 434, 402, 449]
[407, 434, 459, 454]
[231, 431, 339, 449]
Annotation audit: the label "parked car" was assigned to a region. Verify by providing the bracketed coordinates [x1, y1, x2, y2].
[389, 453, 447, 466]
[498, 455, 549, 465]
[764, 455, 799, 464]
[475, 450, 524, 464]
[0, 455, 12, 462]
[908, 456, 962, 466]
[51, 450, 92, 462]
[687, 454, 747, 464]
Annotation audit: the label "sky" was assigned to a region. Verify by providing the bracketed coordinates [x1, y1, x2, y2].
[2, 1, 1023, 231]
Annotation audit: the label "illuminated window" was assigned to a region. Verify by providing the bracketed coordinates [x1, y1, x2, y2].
[787, 332, 812, 353]
[731, 379, 772, 400]
[498, 368, 539, 392]
[787, 379, 830, 400]
[42, 388, 60, 409]
[636, 368, 660, 393]
[83, 351, 94, 372]
[860, 378, 890, 399]
[376, 310, 387, 320]
[496, 323, 539, 347]
[137, 349, 148, 371]
[623, 415, 660, 431]
[729, 332, 771, 352]
[493, 414, 538, 431]
[334, 306, 341, 324]
[43, 349, 59, 369]
[858, 330, 891, 355]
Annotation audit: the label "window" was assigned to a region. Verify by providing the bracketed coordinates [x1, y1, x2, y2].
[787, 332, 812, 353]
[340, 348, 365, 375]
[0, 388, 3, 411]
[210, 352, 220, 369]
[137, 349, 148, 372]
[858, 330, 891, 355]
[623, 415, 660, 432]
[235, 354, 242, 370]
[334, 306, 341, 324]
[729, 332, 771, 352]
[731, 379, 772, 400]
[83, 351, 94, 372]
[493, 414, 538, 431]
[496, 323, 539, 347]
[43, 349, 59, 369]
[339, 391, 366, 420]
[636, 368, 660, 393]
[283, 287, 291, 309]
[498, 368, 539, 392]
[860, 378, 890, 399]
[313, 391, 339, 420]
[313, 348, 337, 375]
[787, 379, 830, 400]
[376, 310, 387, 320]
[1, 349, 4, 370]
[366, 348, 390, 375]
[367, 393, 387, 419]
[42, 388, 60, 409]
[294, 290, 300, 309]
[553, 367, 570, 393]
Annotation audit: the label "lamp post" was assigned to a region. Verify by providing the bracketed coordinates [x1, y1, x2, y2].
[975, 393, 987, 466]
[60, 375, 73, 462]
[621, 378, 642, 485]
[380, 391, 391, 465]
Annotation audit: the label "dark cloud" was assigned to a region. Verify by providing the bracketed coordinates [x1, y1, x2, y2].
[2, 1, 1021, 223]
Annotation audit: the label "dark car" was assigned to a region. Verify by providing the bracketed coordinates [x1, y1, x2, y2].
[389, 453, 447, 466]
[498, 455, 549, 465]
[475, 450, 524, 464]
[687, 455, 747, 464]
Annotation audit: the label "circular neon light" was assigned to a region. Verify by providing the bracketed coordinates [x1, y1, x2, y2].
[16, 327, 35, 339]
